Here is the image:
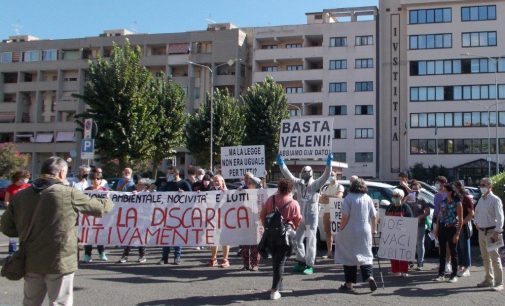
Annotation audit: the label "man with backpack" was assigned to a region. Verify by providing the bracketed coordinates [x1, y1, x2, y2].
[260, 179, 301, 300]
[276, 153, 333, 275]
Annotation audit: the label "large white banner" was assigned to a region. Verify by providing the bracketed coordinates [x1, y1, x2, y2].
[279, 117, 334, 159]
[220, 145, 265, 179]
[377, 216, 418, 261]
[79, 189, 276, 247]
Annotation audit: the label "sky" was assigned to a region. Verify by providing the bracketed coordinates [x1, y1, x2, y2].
[0, 0, 378, 40]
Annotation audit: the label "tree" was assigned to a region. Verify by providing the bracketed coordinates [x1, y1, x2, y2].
[151, 74, 188, 177]
[185, 89, 245, 169]
[0, 143, 29, 178]
[241, 76, 289, 174]
[73, 39, 159, 169]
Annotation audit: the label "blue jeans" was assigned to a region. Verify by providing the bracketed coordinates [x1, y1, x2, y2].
[416, 226, 425, 267]
[457, 224, 472, 267]
[161, 246, 181, 260]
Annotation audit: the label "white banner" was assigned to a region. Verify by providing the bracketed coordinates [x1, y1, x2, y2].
[79, 189, 276, 246]
[329, 198, 344, 235]
[279, 117, 334, 159]
[220, 145, 265, 179]
[377, 216, 418, 261]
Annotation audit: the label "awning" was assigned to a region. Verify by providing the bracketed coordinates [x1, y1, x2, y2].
[34, 133, 54, 143]
[56, 131, 75, 142]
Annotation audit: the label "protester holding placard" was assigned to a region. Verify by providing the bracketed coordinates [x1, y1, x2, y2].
[385, 189, 414, 277]
[434, 184, 463, 283]
[208, 174, 231, 268]
[334, 178, 377, 293]
[453, 181, 474, 277]
[276, 153, 332, 275]
[260, 179, 302, 300]
[240, 173, 263, 271]
[474, 177, 504, 291]
[321, 172, 344, 259]
[406, 180, 430, 271]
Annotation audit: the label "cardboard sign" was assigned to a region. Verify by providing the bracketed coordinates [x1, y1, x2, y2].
[220, 145, 265, 179]
[377, 216, 418, 261]
[329, 198, 344, 234]
[79, 189, 276, 246]
[279, 117, 334, 159]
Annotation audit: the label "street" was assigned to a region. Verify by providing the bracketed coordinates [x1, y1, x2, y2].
[1, 233, 504, 306]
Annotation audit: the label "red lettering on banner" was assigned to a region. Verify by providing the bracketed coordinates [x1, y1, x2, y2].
[191, 208, 202, 228]
[168, 207, 182, 228]
[205, 229, 214, 244]
[145, 227, 161, 244]
[107, 227, 112, 244]
[92, 217, 103, 227]
[206, 208, 215, 228]
[128, 228, 143, 245]
[181, 208, 192, 228]
[81, 214, 91, 226]
[116, 228, 131, 244]
[160, 228, 171, 245]
[116, 207, 138, 227]
[151, 207, 166, 226]
[174, 228, 188, 244]
[92, 227, 104, 244]
[237, 207, 250, 228]
[192, 228, 202, 244]
[224, 208, 236, 229]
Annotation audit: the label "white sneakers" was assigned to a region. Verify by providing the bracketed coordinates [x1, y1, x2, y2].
[457, 267, 471, 277]
[493, 284, 504, 291]
[270, 290, 281, 300]
[444, 263, 452, 274]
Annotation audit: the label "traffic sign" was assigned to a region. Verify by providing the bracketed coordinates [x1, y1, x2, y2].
[81, 139, 95, 160]
[84, 118, 93, 139]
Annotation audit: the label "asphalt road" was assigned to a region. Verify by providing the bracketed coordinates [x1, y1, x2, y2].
[1, 235, 505, 306]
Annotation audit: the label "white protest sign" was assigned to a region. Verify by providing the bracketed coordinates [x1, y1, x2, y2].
[279, 117, 334, 159]
[79, 189, 276, 247]
[329, 198, 344, 234]
[377, 216, 418, 261]
[220, 145, 265, 179]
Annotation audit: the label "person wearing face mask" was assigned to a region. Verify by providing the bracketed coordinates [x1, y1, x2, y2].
[115, 167, 135, 191]
[434, 184, 463, 283]
[186, 167, 198, 185]
[276, 153, 333, 275]
[406, 180, 430, 271]
[432, 176, 452, 273]
[321, 171, 344, 259]
[3, 170, 31, 255]
[193, 174, 213, 191]
[240, 174, 263, 271]
[385, 189, 413, 276]
[208, 174, 231, 268]
[474, 177, 504, 291]
[71, 165, 90, 191]
[453, 181, 474, 278]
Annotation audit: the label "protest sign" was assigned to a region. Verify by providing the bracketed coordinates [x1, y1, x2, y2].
[377, 216, 418, 261]
[220, 145, 265, 179]
[279, 117, 334, 159]
[79, 189, 276, 247]
[329, 198, 344, 234]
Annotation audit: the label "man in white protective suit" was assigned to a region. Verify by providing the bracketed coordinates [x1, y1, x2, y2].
[276, 153, 333, 275]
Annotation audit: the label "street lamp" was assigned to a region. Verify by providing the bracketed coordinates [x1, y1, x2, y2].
[187, 58, 241, 172]
[461, 52, 505, 174]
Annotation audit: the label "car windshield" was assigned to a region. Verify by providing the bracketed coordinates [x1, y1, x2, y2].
[0, 179, 11, 188]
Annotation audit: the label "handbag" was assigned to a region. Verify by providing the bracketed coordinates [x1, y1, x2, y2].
[1, 197, 42, 281]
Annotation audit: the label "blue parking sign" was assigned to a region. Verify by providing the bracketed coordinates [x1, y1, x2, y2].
[81, 139, 95, 159]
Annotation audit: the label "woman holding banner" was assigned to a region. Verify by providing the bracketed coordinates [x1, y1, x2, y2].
[208, 175, 231, 268]
[334, 178, 378, 293]
[434, 184, 463, 283]
[385, 189, 413, 276]
[240, 173, 263, 271]
[260, 179, 301, 300]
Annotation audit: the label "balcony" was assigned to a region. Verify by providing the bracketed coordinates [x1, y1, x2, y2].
[0, 102, 16, 112]
[62, 81, 79, 91]
[254, 46, 324, 61]
[55, 100, 78, 112]
[3, 83, 18, 93]
[15, 142, 76, 153]
[254, 69, 324, 83]
[285, 92, 325, 104]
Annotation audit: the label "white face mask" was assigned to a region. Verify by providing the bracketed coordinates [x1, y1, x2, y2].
[197, 175, 204, 181]
[435, 183, 441, 191]
[23, 178, 29, 184]
[480, 187, 489, 195]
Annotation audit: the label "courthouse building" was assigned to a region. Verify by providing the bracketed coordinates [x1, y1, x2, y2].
[1, 0, 504, 180]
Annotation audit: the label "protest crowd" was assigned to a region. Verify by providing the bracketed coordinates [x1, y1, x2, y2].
[1, 152, 504, 304]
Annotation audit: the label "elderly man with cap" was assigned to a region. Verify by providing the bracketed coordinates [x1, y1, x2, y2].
[276, 153, 333, 275]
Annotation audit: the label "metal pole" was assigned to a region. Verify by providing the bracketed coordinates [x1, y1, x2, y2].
[488, 109, 491, 176]
[495, 64, 500, 174]
[210, 67, 214, 173]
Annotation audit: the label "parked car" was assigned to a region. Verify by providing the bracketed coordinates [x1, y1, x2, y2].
[0, 179, 11, 206]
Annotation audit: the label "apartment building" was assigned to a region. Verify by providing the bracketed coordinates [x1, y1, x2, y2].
[380, 0, 505, 181]
[0, 25, 248, 175]
[248, 7, 379, 178]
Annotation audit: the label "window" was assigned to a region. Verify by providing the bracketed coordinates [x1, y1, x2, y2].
[355, 35, 373, 46]
[410, 114, 419, 127]
[1, 52, 12, 63]
[329, 59, 347, 70]
[355, 81, 373, 92]
[287, 65, 303, 71]
[409, 34, 452, 49]
[409, 111, 505, 128]
[334, 129, 347, 139]
[23, 50, 40, 62]
[462, 31, 497, 47]
[355, 105, 373, 115]
[262, 66, 277, 72]
[330, 37, 347, 47]
[42, 49, 58, 61]
[411, 138, 505, 154]
[355, 152, 373, 162]
[285, 87, 303, 94]
[329, 105, 347, 115]
[461, 5, 496, 21]
[285, 43, 302, 48]
[333, 152, 346, 162]
[355, 58, 373, 69]
[329, 82, 347, 93]
[355, 128, 374, 139]
[262, 44, 278, 49]
[409, 8, 452, 24]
